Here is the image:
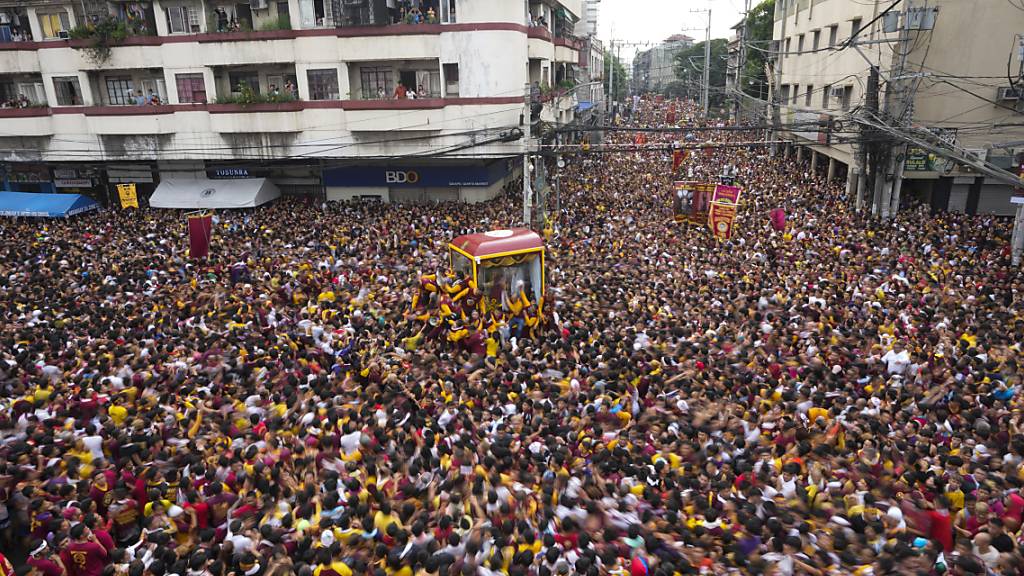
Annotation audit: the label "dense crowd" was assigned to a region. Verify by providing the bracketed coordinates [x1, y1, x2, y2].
[0, 99, 1022, 576]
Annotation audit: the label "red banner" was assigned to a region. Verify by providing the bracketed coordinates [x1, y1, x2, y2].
[709, 202, 738, 240]
[634, 133, 647, 146]
[188, 213, 213, 259]
[712, 184, 742, 205]
[671, 149, 687, 173]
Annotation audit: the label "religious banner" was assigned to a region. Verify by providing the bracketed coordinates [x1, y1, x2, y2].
[770, 208, 786, 231]
[116, 183, 138, 208]
[634, 133, 646, 146]
[712, 184, 742, 206]
[674, 181, 715, 226]
[666, 104, 677, 125]
[708, 202, 738, 240]
[671, 149, 687, 173]
[188, 212, 213, 259]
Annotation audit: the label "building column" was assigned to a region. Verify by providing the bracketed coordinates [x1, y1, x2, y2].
[203, 68, 218, 102]
[152, 0, 169, 36]
[294, 63, 311, 101]
[810, 149, 818, 173]
[827, 157, 837, 181]
[795, 146, 803, 163]
[25, 7, 43, 42]
[78, 72, 96, 106]
[164, 69, 179, 104]
[846, 168, 859, 203]
[783, 142, 791, 159]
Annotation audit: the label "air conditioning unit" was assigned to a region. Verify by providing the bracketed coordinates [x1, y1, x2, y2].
[58, 30, 70, 39]
[249, 0, 268, 10]
[997, 86, 1021, 101]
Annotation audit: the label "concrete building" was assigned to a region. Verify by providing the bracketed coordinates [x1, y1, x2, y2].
[572, 0, 602, 121]
[632, 34, 692, 94]
[773, 0, 1024, 215]
[0, 0, 583, 203]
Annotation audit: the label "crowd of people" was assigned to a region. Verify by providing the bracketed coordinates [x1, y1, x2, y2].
[0, 99, 1022, 576]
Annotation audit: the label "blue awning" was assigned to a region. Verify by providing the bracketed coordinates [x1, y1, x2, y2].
[577, 101, 594, 111]
[0, 192, 100, 217]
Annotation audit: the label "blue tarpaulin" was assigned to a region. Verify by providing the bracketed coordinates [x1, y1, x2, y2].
[0, 192, 100, 217]
[577, 101, 594, 111]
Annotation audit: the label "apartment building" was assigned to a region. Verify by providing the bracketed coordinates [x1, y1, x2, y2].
[573, 0, 602, 122]
[0, 0, 584, 204]
[773, 0, 1024, 215]
[633, 34, 692, 94]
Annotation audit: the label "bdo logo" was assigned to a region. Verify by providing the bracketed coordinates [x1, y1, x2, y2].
[385, 170, 420, 184]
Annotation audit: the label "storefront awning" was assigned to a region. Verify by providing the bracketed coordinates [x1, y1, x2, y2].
[0, 192, 100, 217]
[150, 178, 280, 209]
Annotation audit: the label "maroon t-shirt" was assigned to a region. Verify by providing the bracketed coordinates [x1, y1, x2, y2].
[67, 541, 107, 576]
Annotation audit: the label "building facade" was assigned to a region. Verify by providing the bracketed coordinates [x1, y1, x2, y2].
[572, 0, 602, 121]
[0, 0, 583, 203]
[773, 0, 1024, 215]
[632, 34, 692, 94]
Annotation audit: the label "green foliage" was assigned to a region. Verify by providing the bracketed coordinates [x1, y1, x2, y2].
[557, 79, 575, 90]
[603, 49, 627, 101]
[673, 38, 729, 106]
[662, 80, 690, 99]
[257, 15, 292, 31]
[69, 17, 130, 65]
[216, 83, 296, 105]
[742, 0, 774, 99]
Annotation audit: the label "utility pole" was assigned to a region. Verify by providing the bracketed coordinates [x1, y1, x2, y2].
[523, 82, 533, 227]
[690, 8, 712, 116]
[769, 0, 787, 156]
[877, 0, 914, 220]
[734, 0, 751, 122]
[856, 67, 880, 213]
[1013, 198, 1024, 266]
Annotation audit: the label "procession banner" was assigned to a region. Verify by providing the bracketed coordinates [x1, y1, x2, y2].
[634, 133, 646, 146]
[116, 183, 139, 208]
[671, 149, 687, 173]
[770, 208, 786, 231]
[187, 212, 213, 259]
[712, 184, 742, 206]
[708, 202, 738, 240]
[674, 181, 715, 225]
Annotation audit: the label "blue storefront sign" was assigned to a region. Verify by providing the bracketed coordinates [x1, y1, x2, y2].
[323, 161, 513, 188]
[206, 167, 268, 179]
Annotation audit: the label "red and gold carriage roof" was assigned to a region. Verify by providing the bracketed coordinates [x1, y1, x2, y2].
[448, 228, 546, 301]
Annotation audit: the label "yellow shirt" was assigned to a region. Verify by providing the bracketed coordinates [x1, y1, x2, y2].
[109, 405, 128, 426]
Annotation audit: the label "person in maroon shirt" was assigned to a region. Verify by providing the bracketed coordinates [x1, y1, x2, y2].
[26, 539, 66, 576]
[66, 524, 107, 576]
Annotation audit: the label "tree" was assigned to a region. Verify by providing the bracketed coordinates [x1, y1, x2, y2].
[741, 0, 775, 100]
[604, 49, 628, 102]
[673, 38, 729, 107]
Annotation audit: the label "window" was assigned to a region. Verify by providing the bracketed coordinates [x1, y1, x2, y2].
[166, 5, 200, 34]
[53, 76, 83, 105]
[822, 84, 830, 108]
[841, 85, 853, 110]
[415, 70, 441, 98]
[805, 85, 813, 106]
[797, 34, 804, 54]
[360, 66, 393, 99]
[443, 63, 459, 97]
[39, 11, 70, 39]
[850, 18, 862, 40]
[229, 72, 260, 94]
[812, 30, 820, 51]
[791, 84, 799, 104]
[440, 0, 456, 23]
[307, 69, 339, 100]
[105, 76, 136, 105]
[828, 25, 838, 47]
[780, 84, 790, 103]
[176, 73, 206, 103]
[784, 37, 791, 56]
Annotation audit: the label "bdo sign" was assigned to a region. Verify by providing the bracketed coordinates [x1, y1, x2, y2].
[385, 170, 420, 184]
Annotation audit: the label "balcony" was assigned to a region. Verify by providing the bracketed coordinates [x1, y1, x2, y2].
[0, 106, 53, 135]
